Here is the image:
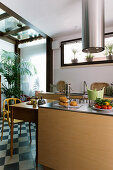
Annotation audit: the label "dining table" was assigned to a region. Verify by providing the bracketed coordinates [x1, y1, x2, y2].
[10, 99, 55, 167]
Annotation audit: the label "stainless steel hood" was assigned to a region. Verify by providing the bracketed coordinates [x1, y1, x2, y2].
[82, 0, 104, 53]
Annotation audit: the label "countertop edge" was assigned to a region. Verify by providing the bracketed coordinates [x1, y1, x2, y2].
[39, 101, 113, 117]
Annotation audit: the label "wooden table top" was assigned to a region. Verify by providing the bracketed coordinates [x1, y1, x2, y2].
[10, 99, 56, 110]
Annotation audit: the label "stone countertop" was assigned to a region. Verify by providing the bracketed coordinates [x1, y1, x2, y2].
[38, 92, 113, 99]
[39, 100, 113, 117]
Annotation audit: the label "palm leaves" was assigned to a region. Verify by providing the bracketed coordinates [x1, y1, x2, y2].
[0, 50, 37, 98]
[33, 77, 39, 92]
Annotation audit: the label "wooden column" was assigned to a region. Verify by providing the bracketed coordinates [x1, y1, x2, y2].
[0, 75, 1, 117]
[46, 37, 53, 92]
[14, 43, 21, 96]
[15, 42, 20, 55]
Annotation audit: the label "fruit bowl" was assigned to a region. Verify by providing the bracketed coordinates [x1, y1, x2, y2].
[92, 105, 113, 112]
[93, 98, 113, 111]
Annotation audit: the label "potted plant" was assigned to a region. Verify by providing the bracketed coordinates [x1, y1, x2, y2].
[71, 49, 78, 63]
[105, 44, 113, 60]
[85, 53, 94, 62]
[0, 50, 37, 98]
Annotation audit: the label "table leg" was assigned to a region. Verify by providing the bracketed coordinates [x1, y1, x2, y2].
[11, 107, 14, 156]
[36, 111, 38, 167]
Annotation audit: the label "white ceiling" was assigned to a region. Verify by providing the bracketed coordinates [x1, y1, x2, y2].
[1, 0, 113, 38]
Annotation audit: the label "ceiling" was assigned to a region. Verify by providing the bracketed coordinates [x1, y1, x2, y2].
[0, 0, 113, 39]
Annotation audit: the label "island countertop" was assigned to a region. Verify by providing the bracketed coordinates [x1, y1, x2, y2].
[39, 100, 113, 117]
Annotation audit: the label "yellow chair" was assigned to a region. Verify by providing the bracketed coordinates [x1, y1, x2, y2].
[1, 98, 31, 143]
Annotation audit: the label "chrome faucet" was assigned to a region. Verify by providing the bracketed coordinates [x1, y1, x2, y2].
[65, 83, 71, 99]
[83, 81, 87, 95]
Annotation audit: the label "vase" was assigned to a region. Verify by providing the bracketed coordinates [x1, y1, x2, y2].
[71, 58, 78, 63]
[106, 54, 113, 60]
[86, 58, 93, 62]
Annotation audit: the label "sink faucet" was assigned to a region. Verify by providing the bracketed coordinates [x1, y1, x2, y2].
[65, 83, 71, 99]
[83, 81, 87, 95]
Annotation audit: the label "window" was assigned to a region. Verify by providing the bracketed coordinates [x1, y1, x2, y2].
[20, 39, 46, 96]
[61, 35, 113, 67]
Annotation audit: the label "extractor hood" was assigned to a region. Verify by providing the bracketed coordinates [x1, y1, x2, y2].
[82, 0, 104, 53]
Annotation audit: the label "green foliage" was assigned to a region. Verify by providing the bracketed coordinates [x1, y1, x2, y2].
[33, 77, 39, 92]
[85, 53, 94, 59]
[105, 44, 113, 56]
[0, 50, 37, 98]
[72, 49, 77, 55]
[95, 98, 112, 106]
[72, 48, 77, 59]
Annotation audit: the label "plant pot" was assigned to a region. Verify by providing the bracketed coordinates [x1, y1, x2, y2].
[86, 58, 93, 62]
[71, 58, 78, 63]
[106, 54, 113, 60]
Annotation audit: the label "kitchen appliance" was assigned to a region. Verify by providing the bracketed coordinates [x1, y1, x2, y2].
[82, 0, 104, 53]
[38, 96, 46, 105]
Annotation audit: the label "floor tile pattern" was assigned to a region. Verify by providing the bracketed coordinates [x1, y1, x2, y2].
[0, 118, 43, 170]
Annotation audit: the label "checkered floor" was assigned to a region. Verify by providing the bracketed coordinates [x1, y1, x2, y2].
[0, 118, 43, 170]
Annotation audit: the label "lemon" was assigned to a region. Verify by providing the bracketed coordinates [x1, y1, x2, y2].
[105, 102, 110, 106]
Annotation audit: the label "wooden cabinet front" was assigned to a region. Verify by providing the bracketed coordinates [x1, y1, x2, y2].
[38, 108, 113, 170]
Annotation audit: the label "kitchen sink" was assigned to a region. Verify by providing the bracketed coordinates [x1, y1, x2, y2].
[70, 93, 85, 96]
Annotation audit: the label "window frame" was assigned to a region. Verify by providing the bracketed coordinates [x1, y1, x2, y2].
[61, 33, 113, 67]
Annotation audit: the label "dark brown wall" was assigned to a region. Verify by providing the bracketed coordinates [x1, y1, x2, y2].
[14, 43, 20, 94]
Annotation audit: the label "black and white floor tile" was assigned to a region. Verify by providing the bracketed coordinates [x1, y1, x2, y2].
[0, 118, 43, 170]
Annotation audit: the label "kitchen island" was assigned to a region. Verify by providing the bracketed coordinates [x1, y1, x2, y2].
[38, 92, 113, 100]
[38, 101, 113, 170]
